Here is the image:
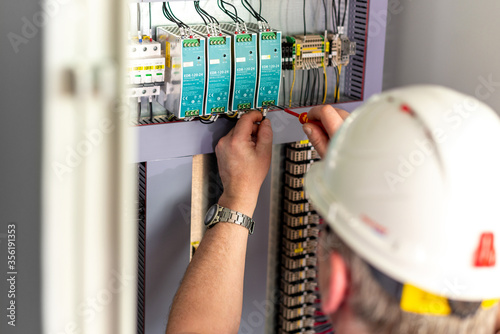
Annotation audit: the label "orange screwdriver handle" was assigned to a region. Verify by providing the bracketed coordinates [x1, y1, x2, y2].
[299, 112, 323, 128]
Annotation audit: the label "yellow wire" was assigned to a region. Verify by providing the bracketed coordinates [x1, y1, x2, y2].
[336, 65, 342, 101]
[289, 64, 296, 107]
[322, 61, 327, 104]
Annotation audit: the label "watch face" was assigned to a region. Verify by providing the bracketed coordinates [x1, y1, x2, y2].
[204, 204, 218, 226]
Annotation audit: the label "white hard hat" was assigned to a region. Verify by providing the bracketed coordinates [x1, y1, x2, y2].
[306, 85, 500, 301]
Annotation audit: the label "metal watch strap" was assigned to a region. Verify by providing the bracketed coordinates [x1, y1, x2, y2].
[215, 206, 255, 235]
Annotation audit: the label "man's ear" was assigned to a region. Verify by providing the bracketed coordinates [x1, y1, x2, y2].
[321, 252, 348, 315]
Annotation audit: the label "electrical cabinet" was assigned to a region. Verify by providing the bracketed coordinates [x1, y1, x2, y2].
[130, 1, 389, 333]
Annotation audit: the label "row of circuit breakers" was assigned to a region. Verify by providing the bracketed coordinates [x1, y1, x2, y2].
[127, 23, 356, 120]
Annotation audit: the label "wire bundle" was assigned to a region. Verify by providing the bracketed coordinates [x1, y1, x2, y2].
[331, 0, 348, 33]
[217, 0, 244, 23]
[162, 2, 189, 30]
[194, 1, 219, 26]
[241, 0, 267, 23]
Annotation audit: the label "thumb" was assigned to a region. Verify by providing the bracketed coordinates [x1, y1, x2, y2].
[256, 118, 273, 155]
[303, 123, 329, 158]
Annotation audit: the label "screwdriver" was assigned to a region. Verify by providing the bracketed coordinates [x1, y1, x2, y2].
[272, 105, 325, 129]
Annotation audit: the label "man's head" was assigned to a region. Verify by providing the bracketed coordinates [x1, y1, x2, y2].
[316, 226, 498, 333]
[306, 86, 500, 333]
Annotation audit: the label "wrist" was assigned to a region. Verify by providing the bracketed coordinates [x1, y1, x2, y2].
[218, 193, 256, 218]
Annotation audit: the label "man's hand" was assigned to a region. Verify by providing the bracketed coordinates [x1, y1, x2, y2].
[302, 105, 349, 158]
[215, 110, 273, 217]
[166, 111, 272, 334]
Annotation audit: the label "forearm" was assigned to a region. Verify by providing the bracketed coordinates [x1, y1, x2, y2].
[166, 198, 251, 334]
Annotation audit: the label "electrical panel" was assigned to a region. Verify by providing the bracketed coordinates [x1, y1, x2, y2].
[131, 1, 388, 334]
[157, 26, 206, 119]
[220, 23, 258, 111]
[191, 25, 232, 115]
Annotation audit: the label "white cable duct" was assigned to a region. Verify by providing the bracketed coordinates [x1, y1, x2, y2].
[42, 0, 137, 332]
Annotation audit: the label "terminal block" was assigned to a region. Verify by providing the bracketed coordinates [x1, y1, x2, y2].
[327, 33, 357, 66]
[288, 34, 326, 70]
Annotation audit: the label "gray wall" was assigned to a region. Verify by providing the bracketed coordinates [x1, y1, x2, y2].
[383, 0, 500, 112]
[0, 0, 42, 333]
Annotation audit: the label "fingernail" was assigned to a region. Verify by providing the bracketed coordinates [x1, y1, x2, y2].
[303, 125, 312, 136]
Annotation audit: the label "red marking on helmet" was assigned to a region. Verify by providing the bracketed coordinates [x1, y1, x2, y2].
[361, 215, 387, 235]
[400, 104, 415, 116]
[474, 232, 496, 267]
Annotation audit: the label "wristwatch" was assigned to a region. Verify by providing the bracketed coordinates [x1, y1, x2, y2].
[204, 204, 255, 235]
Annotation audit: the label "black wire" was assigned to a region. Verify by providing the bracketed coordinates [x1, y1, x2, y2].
[199, 2, 219, 25]
[322, 0, 328, 31]
[342, 0, 348, 26]
[137, 101, 141, 123]
[337, 0, 341, 28]
[332, 0, 338, 33]
[311, 69, 317, 105]
[223, 0, 241, 21]
[149, 3, 152, 32]
[299, 70, 305, 106]
[137, 3, 140, 31]
[303, 71, 310, 106]
[162, 2, 188, 29]
[316, 68, 321, 105]
[168, 3, 189, 28]
[259, 0, 262, 16]
[282, 74, 286, 107]
[149, 101, 153, 122]
[195, 1, 219, 25]
[194, 2, 207, 25]
[241, 0, 267, 23]
[312, 69, 317, 105]
[218, 0, 242, 23]
[303, 0, 307, 35]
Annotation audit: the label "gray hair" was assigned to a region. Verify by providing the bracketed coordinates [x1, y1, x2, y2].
[321, 229, 498, 334]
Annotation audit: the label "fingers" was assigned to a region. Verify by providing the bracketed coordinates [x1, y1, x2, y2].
[232, 111, 263, 141]
[303, 123, 330, 158]
[336, 108, 350, 120]
[307, 105, 346, 137]
[251, 123, 259, 136]
[256, 118, 273, 156]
